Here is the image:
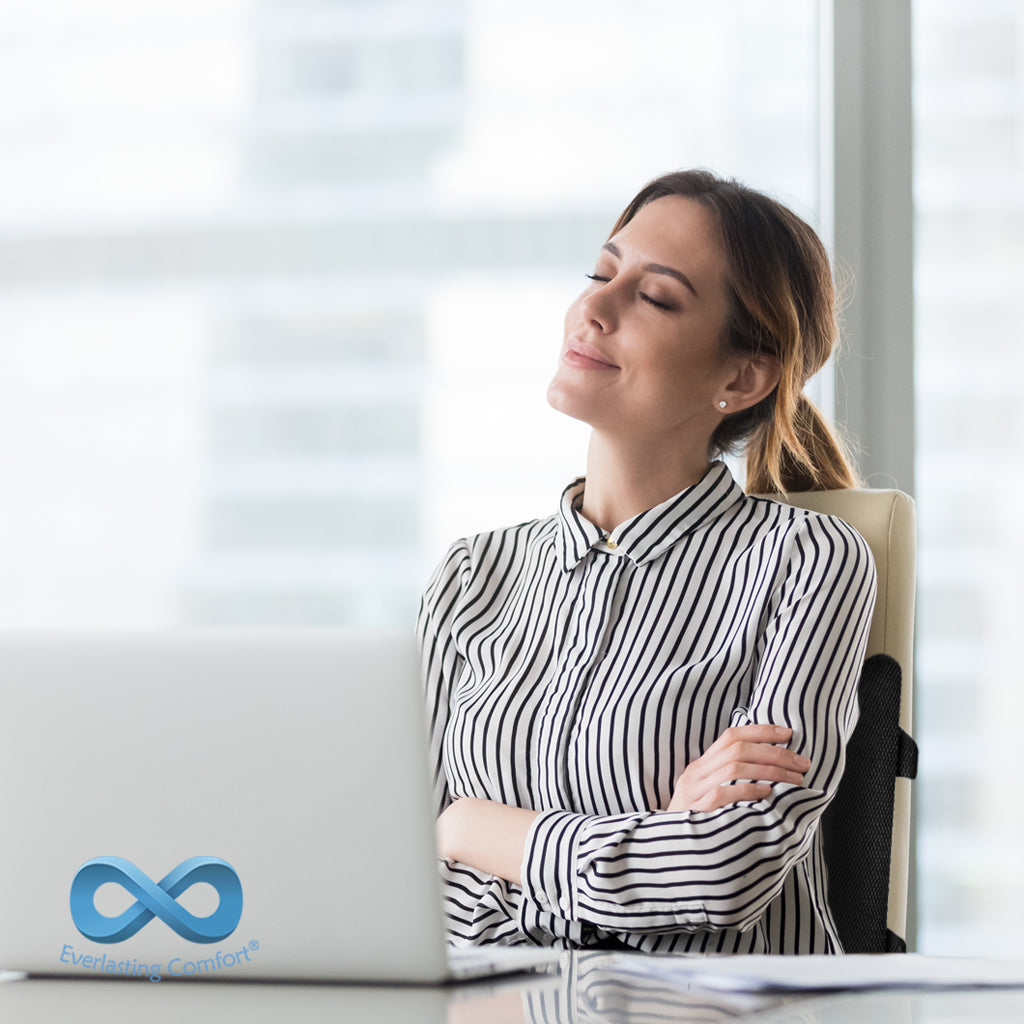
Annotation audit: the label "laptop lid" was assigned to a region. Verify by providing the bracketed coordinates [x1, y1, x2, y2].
[0, 629, 452, 983]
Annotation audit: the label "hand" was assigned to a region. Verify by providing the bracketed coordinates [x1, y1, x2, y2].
[665, 725, 810, 813]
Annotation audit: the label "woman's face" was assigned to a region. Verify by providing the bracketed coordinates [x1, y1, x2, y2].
[547, 195, 738, 451]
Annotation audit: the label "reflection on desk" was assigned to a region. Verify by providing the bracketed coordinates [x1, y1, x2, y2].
[0, 953, 778, 1024]
[454, 952, 780, 1024]
[3, 954, 1024, 1024]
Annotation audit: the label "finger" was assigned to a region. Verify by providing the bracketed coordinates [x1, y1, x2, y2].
[711, 724, 793, 751]
[727, 743, 811, 772]
[706, 762, 807, 787]
[698, 726, 796, 769]
[697, 783, 773, 811]
[666, 781, 771, 813]
[691, 740, 810, 781]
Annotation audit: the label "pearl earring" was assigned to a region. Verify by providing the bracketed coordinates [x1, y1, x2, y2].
[718, 400, 727, 409]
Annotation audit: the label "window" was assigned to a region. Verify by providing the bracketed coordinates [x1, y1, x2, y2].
[0, 1, 822, 629]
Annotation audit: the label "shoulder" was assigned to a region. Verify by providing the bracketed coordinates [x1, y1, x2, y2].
[745, 493, 869, 537]
[423, 513, 559, 597]
[744, 494, 877, 588]
[447, 513, 559, 567]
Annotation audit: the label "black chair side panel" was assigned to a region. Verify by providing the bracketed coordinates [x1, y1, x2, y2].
[820, 653, 904, 954]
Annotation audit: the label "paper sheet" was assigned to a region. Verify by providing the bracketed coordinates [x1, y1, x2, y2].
[607, 953, 1024, 993]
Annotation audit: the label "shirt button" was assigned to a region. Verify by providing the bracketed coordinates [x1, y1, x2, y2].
[537, 894, 549, 907]
[559, 896, 570, 912]
[605, 537, 618, 549]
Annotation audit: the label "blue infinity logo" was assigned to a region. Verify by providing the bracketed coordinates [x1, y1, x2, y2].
[70, 857, 243, 944]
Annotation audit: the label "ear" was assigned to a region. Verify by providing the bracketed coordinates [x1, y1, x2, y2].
[715, 356, 781, 414]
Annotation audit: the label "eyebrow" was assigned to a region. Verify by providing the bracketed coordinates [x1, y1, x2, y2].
[602, 242, 700, 299]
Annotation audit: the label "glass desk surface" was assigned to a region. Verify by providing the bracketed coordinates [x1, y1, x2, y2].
[3, 953, 1024, 1024]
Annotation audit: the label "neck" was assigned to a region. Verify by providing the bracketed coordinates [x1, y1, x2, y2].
[579, 430, 713, 533]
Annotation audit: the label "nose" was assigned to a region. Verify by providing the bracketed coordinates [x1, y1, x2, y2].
[579, 279, 618, 333]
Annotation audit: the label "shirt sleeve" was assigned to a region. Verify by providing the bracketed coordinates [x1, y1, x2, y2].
[417, 538, 472, 817]
[418, 539, 530, 945]
[518, 512, 877, 937]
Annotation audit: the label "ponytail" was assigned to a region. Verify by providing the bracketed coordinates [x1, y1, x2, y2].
[745, 393, 860, 495]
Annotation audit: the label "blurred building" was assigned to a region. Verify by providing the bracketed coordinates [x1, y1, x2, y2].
[913, 0, 1024, 954]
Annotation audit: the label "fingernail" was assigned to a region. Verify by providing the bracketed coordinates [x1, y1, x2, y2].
[774, 726, 792, 736]
[796, 755, 811, 769]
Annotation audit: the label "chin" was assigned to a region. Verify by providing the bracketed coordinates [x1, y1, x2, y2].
[545, 378, 587, 424]
[547, 366, 619, 430]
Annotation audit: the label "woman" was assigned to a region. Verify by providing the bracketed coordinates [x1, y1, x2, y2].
[418, 170, 876, 955]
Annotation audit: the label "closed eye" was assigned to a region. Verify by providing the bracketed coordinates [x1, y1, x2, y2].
[586, 273, 675, 313]
[640, 293, 674, 312]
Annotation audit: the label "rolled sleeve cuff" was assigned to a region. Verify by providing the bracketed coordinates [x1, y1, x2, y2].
[520, 809, 588, 922]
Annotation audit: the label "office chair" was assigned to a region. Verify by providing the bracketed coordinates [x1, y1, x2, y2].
[769, 488, 918, 953]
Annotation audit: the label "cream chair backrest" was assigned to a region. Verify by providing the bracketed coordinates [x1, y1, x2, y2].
[767, 488, 917, 948]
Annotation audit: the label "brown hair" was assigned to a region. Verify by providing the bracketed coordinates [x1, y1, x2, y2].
[611, 169, 859, 494]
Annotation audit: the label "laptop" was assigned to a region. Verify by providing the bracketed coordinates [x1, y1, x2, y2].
[0, 630, 559, 984]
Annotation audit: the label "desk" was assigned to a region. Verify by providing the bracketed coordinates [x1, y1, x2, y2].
[2, 954, 1023, 1024]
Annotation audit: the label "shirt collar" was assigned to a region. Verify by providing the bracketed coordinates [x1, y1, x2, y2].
[555, 462, 744, 571]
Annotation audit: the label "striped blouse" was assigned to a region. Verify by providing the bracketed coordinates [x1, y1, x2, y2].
[417, 462, 876, 954]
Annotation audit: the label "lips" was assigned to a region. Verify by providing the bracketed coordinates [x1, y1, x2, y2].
[563, 339, 619, 370]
